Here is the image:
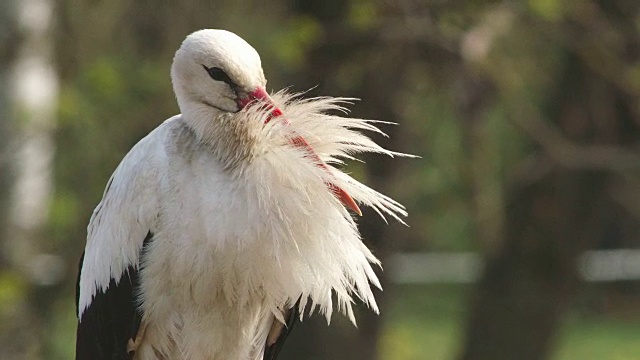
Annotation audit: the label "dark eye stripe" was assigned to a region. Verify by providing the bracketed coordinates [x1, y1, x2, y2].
[202, 65, 236, 88]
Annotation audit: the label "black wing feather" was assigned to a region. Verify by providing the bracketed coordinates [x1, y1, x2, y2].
[263, 298, 301, 360]
[75, 232, 152, 360]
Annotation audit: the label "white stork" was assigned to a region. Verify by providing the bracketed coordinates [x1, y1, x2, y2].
[76, 29, 408, 360]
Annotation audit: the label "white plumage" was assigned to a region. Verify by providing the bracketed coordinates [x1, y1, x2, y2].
[76, 29, 408, 360]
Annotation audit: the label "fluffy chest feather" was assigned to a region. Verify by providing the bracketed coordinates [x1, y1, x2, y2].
[135, 120, 374, 358]
[148, 120, 355, 305]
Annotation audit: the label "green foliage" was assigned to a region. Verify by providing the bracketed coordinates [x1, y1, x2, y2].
[46, 298, 76, 360]
[0, 273, 26, 318]
[382, 286, 640, 360]
[381, 285, 468, 360]
[347, 0, 379, 31]
[528, 0, 564, 21]
[266, 16, 322, 70]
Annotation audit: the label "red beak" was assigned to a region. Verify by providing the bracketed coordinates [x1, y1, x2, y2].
[238, 87, 362, 216]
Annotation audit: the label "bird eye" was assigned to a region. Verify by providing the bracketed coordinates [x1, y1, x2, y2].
[202, 65, 236, 88]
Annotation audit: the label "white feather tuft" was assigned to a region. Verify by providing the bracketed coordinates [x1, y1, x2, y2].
[226, 90, 412, 321]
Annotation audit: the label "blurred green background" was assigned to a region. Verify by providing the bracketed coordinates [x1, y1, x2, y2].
[3, 0, 640, 359]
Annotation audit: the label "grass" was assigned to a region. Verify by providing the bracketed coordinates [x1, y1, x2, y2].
[50, 283, 640, 359]
[380, 284, 468, 360]
[554, 315, 640, 360]
[380, 284, 640, 360]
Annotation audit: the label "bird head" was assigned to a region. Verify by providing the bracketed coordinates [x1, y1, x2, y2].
[171, 29, 272, 114]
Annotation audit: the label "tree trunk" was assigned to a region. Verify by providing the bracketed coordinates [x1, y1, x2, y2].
[459, 37, 639, 357]
[459, 168, 606, 360]
[0, 0, 59, 358]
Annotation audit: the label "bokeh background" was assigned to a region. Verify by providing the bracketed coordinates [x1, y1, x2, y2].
[3, 0, 640, 359]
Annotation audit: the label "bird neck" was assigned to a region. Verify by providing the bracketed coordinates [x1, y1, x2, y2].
[181, 102, 258, 170]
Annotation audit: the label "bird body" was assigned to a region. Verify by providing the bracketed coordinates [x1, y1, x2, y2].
[76, 29, 408, 360]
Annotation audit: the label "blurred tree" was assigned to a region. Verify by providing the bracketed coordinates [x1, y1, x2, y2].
[458, 2, 640, 359]
[1, 0, 59, 358]
[0, 0, 18, 255]
[0, 0, 22, 356]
